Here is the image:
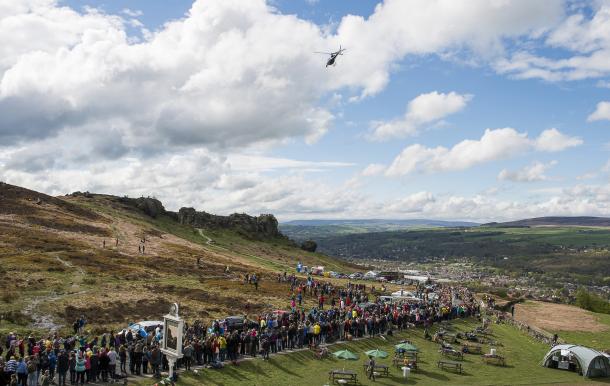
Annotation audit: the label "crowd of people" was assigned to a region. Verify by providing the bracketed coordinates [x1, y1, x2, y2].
[175, 278, 479, 371]
[0, 273, 479, 386]
[0, 327, 169, 386]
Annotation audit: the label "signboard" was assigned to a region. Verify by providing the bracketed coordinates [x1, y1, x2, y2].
[161, 302, 184, 379]
[163, 318, 180, 354]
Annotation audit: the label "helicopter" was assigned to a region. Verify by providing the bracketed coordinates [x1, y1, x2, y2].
[314, 46, 347, 67]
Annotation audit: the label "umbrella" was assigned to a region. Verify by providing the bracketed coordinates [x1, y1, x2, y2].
[333, 349, 359, 360]
[364, 349, 388, 358]
[395, 343, 418, 352]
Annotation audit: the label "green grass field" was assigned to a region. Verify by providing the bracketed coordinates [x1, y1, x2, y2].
[553, 312, 610, 350]
[158, 319, 610, 386]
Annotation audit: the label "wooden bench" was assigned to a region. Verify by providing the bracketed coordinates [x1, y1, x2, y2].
[329, 369, 358, 384]
[362, 363, 390, 377]
[437, 359, 463, 373]
[482, 354, 506, 366]
[439, 347, 464, 360]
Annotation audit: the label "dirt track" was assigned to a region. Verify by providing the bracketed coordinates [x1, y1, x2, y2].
[515, 301, 608, 332]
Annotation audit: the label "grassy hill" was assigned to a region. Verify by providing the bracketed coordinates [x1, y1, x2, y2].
[0, 182, 360, 335]
[164, 318, 610, 386]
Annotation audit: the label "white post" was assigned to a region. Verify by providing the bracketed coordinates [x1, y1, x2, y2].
[167, 357, 176, 379]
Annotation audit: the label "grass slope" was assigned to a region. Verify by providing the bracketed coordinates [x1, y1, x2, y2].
[172, 319, 610, 386]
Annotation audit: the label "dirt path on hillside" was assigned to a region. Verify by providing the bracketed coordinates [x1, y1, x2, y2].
[22, 254, 88, 331]
[515, 301, 608, 332]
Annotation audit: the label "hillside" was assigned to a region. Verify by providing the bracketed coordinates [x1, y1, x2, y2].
[280, 219, 478, 242]
[0, 182, 359, 335]
[484, 216, 610, 227]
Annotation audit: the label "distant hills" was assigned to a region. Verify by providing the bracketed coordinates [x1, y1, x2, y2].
[282, 219, 480, 227]
[279, 219, 479, 243]
[484, 216, 610, 227]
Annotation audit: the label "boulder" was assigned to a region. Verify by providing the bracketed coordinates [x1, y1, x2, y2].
[301, 240, 318, 253]
[134, 197, 166, 218]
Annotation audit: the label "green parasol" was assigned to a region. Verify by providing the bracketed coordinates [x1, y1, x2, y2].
[395, 343, 418, 352]
[333, 349, 359, 360]
[364, 349, 388, 358]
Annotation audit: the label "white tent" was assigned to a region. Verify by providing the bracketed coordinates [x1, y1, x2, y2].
[364, 271, 378, 279]
[391, 289, 415, 297]
[542, 344, 610, 378]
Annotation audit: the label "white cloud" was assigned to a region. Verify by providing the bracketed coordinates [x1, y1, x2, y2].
[0, 0, 335, 149]
[122, 8, 143, 17]
[0, 0, 565, 150]
[587, 101, 610, 122]
[534, 128, 583, 151]
[0, 0, 601, 222]
[385, 128, 581, 177]
[498, 160, 557, 182]
[332, 0, 562, 97]
[386, 191, 435, 213]
[361, 163, 386, 176]
[369, 91, 472, 140]
[576, 172, 597, 181]
[226, 154, 354, 172]
[495, 2, 610, 82]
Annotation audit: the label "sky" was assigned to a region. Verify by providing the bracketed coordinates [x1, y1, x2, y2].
[1, 0, 610, 222]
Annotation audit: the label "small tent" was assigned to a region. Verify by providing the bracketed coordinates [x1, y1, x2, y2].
[542, 344, 610, 378]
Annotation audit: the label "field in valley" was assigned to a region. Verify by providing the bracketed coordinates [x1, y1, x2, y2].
[290, 225, 610, 285]
[515, 300, 610, 350]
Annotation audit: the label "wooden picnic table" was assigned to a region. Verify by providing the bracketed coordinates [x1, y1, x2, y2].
[462, 343, 482, 354]
[439, 347, 464, 360]
[362, 363, 390, 377]
[329, 369, 359, 384]
[437, 359, 463, 373]
[393, 356, 418, 370]
[396, 350, 419, 360]
[482, 354, 506, 366]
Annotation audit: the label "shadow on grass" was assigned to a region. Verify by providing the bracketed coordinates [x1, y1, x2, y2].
[415, 368, 451, 381]
[267, 357, 301, 377]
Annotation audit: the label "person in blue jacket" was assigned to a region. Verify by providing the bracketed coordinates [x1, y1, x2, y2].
[48, 352, 57, 381]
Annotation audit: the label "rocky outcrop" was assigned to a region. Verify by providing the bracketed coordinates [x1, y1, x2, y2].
[178, 207, 282, 239]
[134, 197, 166, 218]
[117, 195, 283, 240]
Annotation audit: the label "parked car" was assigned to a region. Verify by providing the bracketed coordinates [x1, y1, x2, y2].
[222, 316, 258, 332]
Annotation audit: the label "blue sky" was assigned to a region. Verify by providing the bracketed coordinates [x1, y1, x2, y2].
[1, 0, 610, 221]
